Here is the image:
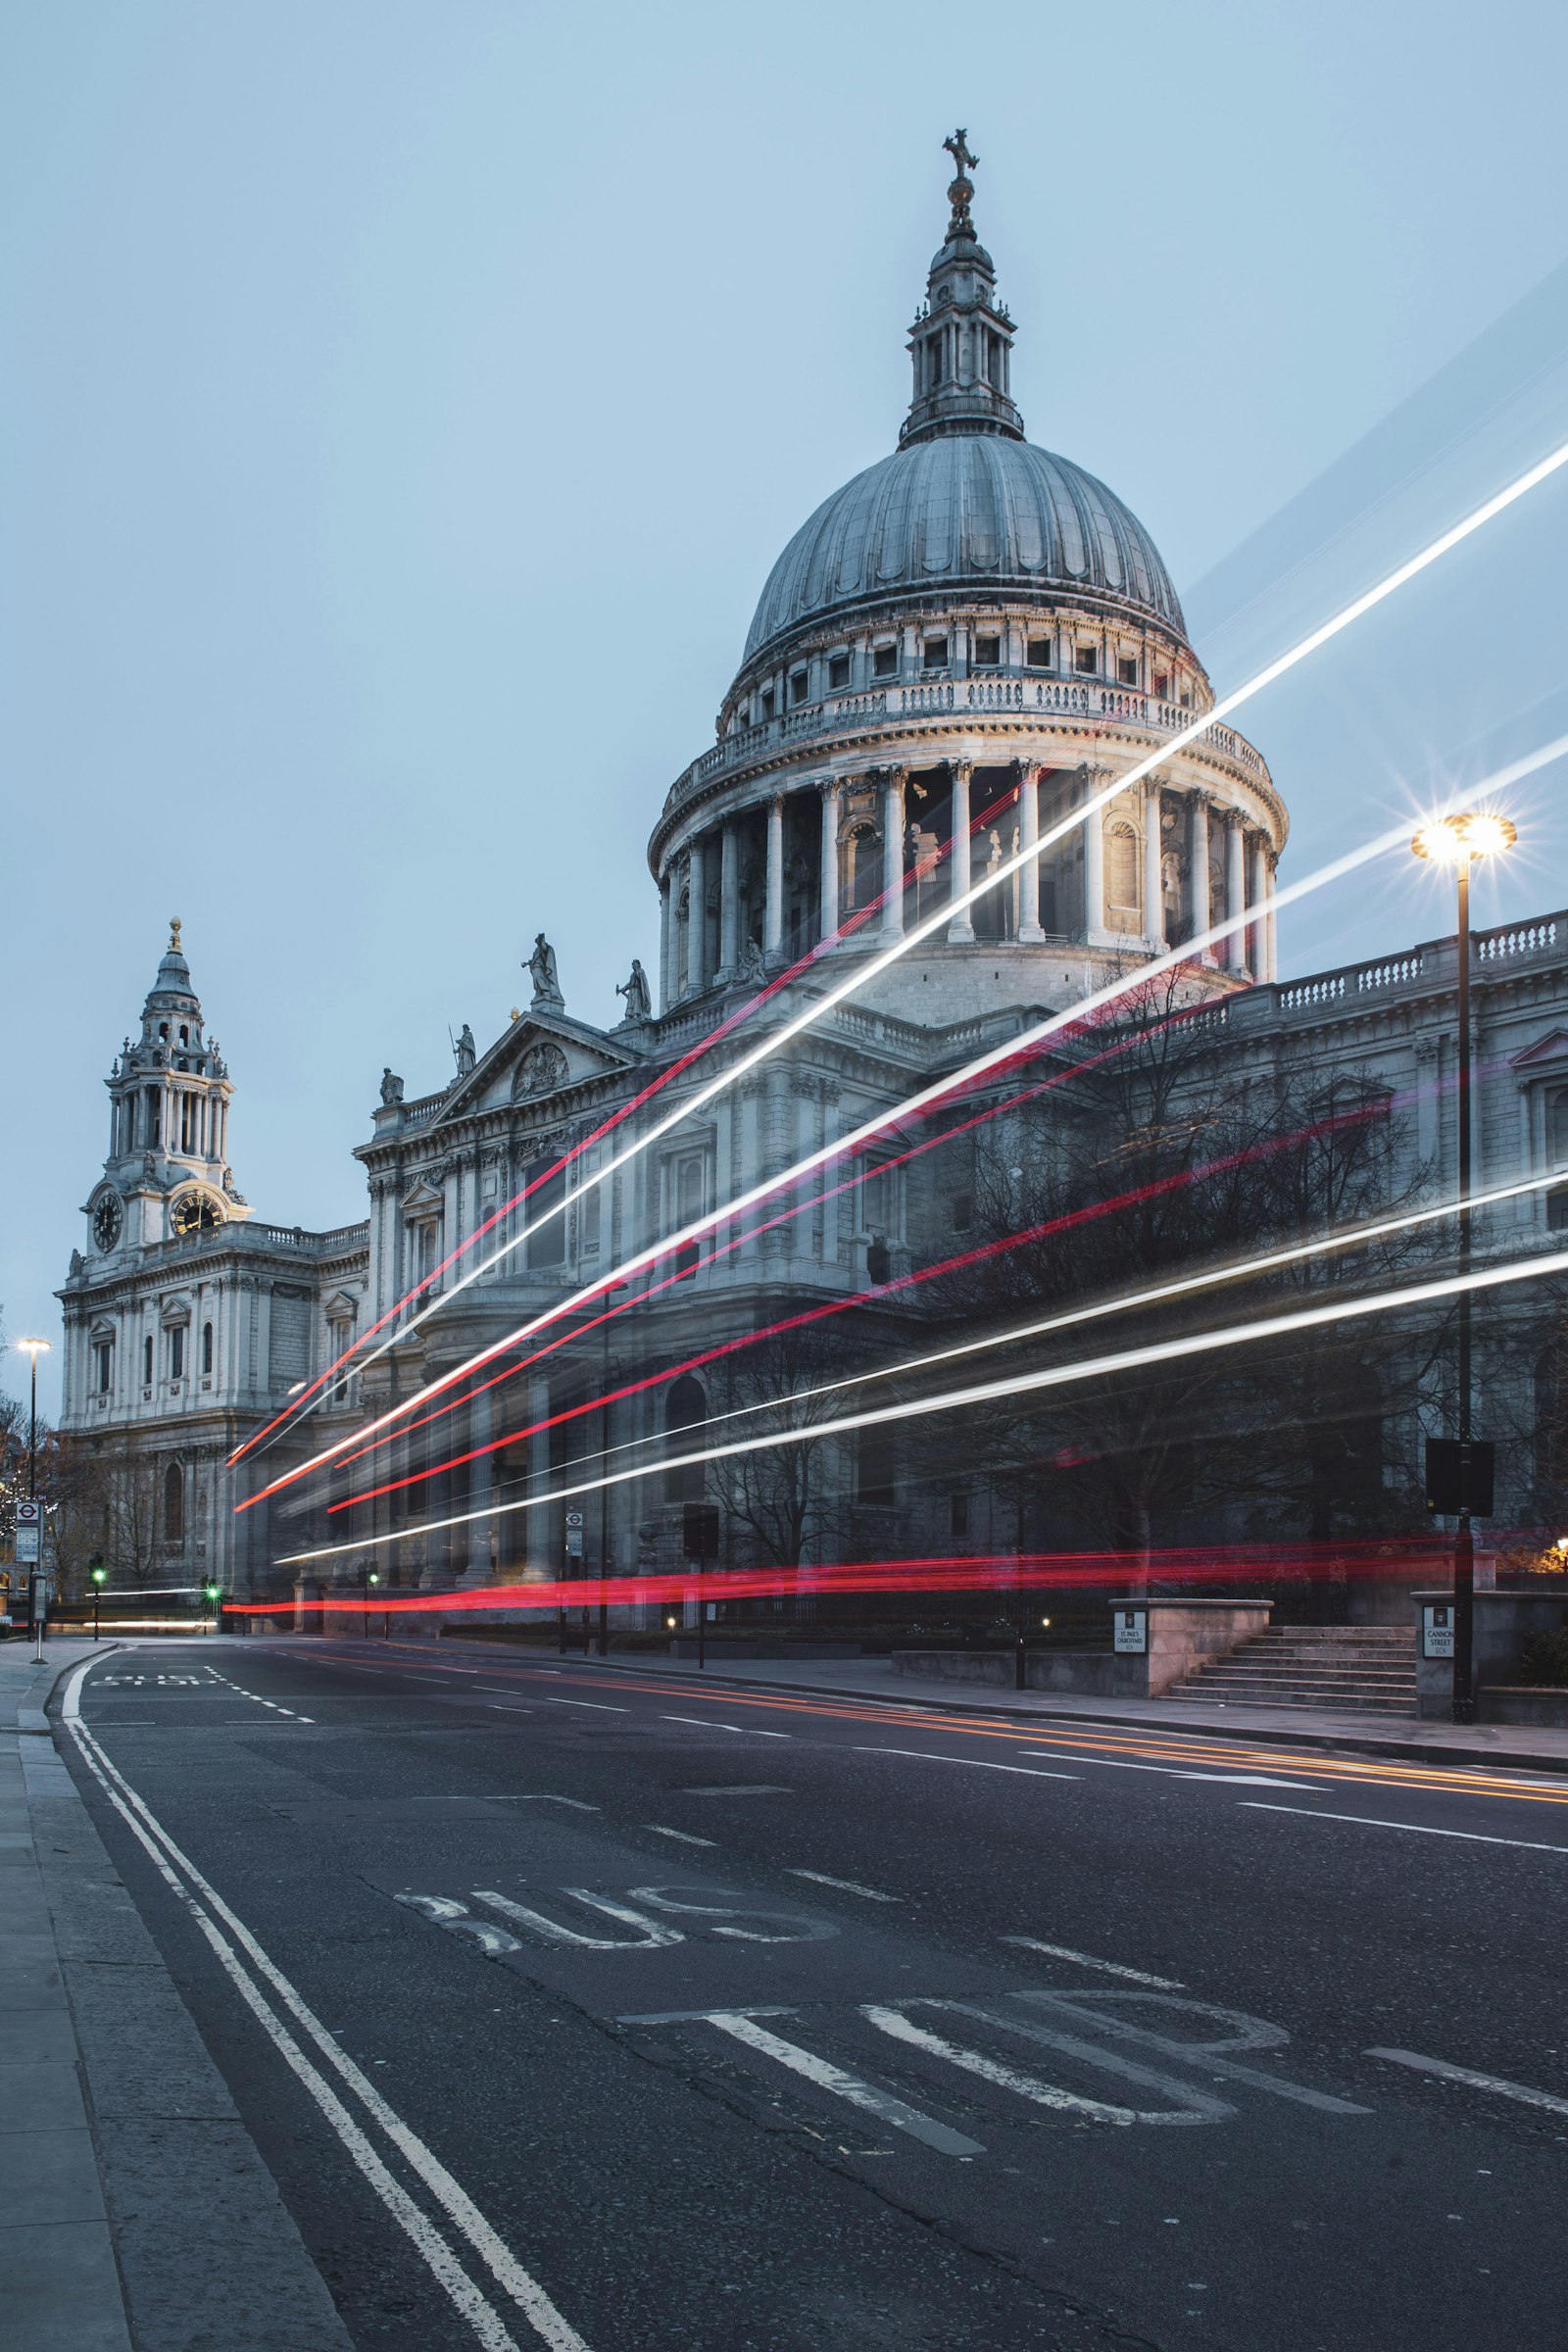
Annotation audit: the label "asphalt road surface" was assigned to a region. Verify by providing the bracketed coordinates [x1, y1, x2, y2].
[56, 1637, 1568, 2352]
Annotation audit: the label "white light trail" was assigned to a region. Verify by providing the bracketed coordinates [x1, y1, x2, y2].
[246, 816, 1416, 1513]
[454, 1164, 1568, 1494]
[270, 437, 1568, 1437]
[273, 1243, 1568, 1565]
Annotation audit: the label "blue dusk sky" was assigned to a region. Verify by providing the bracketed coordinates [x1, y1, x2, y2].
[5, 0, 1568, 1413]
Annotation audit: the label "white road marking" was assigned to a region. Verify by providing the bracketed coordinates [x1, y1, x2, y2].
[854, 1746, 1079, 1782]
[59, 1665, 593, 2352]
[1012, 1990, 1372, 2116]
[1002, 1937, 1184, 1988]
[204, 1672, 312, 1723]
[862, 2006, 1140, 2123]
[397, 1896, 524, 1959]
[1243, 1803, 1568, 1855]
[499, 1795, 600, 1810]
[1018, 1751, 1311, 1788]
[489, 1706, 536, 1716]
[534, 1696, 626, 1713]
[921, 2001, 1230, 2124]
[474, 1889, 683, 1950]
[696, 2011, 985, 2157]
[643, 1825, 717, 1846]
[786, 1871, 900, 1903]
[1366, 2048, 1568, 2119]
[661, 1714, 791, 1736]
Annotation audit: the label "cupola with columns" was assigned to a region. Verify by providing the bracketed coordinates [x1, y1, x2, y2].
[83, 921, 249, 1262]
[648, 134, 1286, 1021]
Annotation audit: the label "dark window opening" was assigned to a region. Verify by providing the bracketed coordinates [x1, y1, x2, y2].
[94, 1343, 112, 1394]
[673, 1238, 701, 1282]
[170, 1327, 185, 1380]
[1026, 637, 1053, 668]
[922, 637, 950, 671]
[828, 652, 851, 691]
[952, 1193, 973, 1233]
[1153, 670, 1170, 699]
[164, 1460, 184, 1545]
[665, 1374, 708, 1503]
[1549, 1188, 1568, 1232]
[925, 334, 943, 388]
[202, 1321, 214, 1375]
[1179, 690, 1192, 709]
[1117, 656, 1138, 686]
[143, 1335, 153, 1385]
[178, 1025, 189, 1046]
[949, 1491, 970, 1543]
[858, 1427, 896, 1507]
[866, 1238, 891, 1286]
[973, 634, 1002, 667]
[873, 643, 898, 678]
[524, 1157, 566, 1268]
[1075, 645, 1099, 675]
[789, 668, 809, 706]
[760, 687, 775, 719]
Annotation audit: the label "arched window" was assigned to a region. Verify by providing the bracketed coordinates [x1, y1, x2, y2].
[202, 1321, 214, 1376]
[664, 1375, 707, 1502]
[842, 823, 881, 916]
[164, 1461, 184, 1546]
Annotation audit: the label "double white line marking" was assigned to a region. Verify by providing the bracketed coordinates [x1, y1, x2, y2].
[60, 1663, 590, 2352]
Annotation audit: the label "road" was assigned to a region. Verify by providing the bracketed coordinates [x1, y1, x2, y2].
[55, 1637, 1568, 2352]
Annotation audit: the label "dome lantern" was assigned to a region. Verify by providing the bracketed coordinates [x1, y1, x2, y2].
[900, 130, 1024, 450]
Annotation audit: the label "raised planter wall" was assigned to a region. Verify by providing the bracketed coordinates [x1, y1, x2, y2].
[1413, 1589, 1568, 1721]
[894, 1598, 1273, 1700]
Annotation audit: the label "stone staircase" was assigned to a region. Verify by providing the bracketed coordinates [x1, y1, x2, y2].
[1168, 1625, 1418, 1715]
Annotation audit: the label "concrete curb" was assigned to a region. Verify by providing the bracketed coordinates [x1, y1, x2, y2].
[410, 1635, 1568, 1780]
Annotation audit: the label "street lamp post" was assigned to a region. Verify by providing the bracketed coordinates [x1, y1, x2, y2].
[1411, 810, 1517, 1724]
[15, 1340, 51, 1657]
[90, 1559, 106, 1642]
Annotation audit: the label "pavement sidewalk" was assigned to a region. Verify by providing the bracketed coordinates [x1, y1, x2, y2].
[412, 1634, 1568, 1775]
[0, 1636, 353, 2352]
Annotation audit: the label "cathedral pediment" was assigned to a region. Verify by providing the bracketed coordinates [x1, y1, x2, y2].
[1511, 1030, 1568, 1074]
[433, 1009, 640, 1125]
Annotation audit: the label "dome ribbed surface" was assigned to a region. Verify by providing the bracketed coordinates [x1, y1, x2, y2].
[743, 435, 1185, 665]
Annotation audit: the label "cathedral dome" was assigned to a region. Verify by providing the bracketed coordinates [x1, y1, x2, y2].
[742, 434, 1187, 670]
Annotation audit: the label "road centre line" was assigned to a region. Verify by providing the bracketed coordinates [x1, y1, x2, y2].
[1243, 1803, 1568, 1853]
[786, 1871, 900, 1902]
[853, 1746, 1080, 1782]
[1017, 1750, 1312, 1788]
[534, 1696, 626, 1713]
[59, 1665, 590, 2352]
[1366, 2047, 1568, 2119]
[644, 1825, 717, 1846]
[661, 1713, 790, 1737]
[1001, 1937, 1183, 1988]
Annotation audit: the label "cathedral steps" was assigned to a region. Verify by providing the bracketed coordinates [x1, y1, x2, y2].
[1167, 1625, 1418, 1714]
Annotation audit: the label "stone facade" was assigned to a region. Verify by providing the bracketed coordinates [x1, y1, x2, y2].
[57, 148, 1568, 1608]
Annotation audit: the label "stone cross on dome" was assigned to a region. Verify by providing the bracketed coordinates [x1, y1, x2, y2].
[943, 128, 978, 232]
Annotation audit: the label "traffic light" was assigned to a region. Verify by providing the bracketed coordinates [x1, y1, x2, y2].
[203, 1580, 221, 1605]
[89, 1562, 107, 1588]
[367, 1569, 380, 1587]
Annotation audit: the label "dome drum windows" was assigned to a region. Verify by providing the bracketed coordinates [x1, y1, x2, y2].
[922, 635, 950, 673]
[972, 632, 1003, 669]
[1075, 645, 1099, 676]
[828, 651, 852, 691]
[872, 641, 899, 679]
[1026, 636, 1054, 669]
[789, 666, 809, 707]
[1117, 656, 1139, 687]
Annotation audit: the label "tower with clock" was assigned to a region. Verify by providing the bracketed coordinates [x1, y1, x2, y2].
[85, 919, 250, 1261]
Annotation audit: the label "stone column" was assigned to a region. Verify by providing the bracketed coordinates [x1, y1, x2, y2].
[1144, 780, 1165, 950]
[658, 874, 674, 1010]
[717, 822, 740, 981]
[1249, 835, 1269, 980]
[818, 778, 842, 944]
[686, 834, 707, 994]
[1224, 812, 1248, 974]
[1189, 795, 1211, 949]
[1265, 858, 1279, 981]
[881, 770, 906, 939]
[947, 761, 975, 943]
[526, 1372, 552, 1579]
[764, 794, 786, 958]
[1082, 777, 1105, 938]
[465, 1382, 493, 1586]
[1016, 763, 1044, 942]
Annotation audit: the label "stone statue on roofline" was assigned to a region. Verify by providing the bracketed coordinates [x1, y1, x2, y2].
[379, 1067, 405, 1106]
[615, 958, 652, 1023]
[454, 1023, 476, 1077]
[528, 933, 564, 1008]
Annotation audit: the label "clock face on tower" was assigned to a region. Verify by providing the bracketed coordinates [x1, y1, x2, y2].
[92, 1194, 122, 1252]
[172, 1191, 223, 1239]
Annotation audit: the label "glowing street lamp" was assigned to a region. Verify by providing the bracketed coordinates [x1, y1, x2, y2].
[14, 1339, 50, 1502]
[1410, 809, 1517, 1722]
